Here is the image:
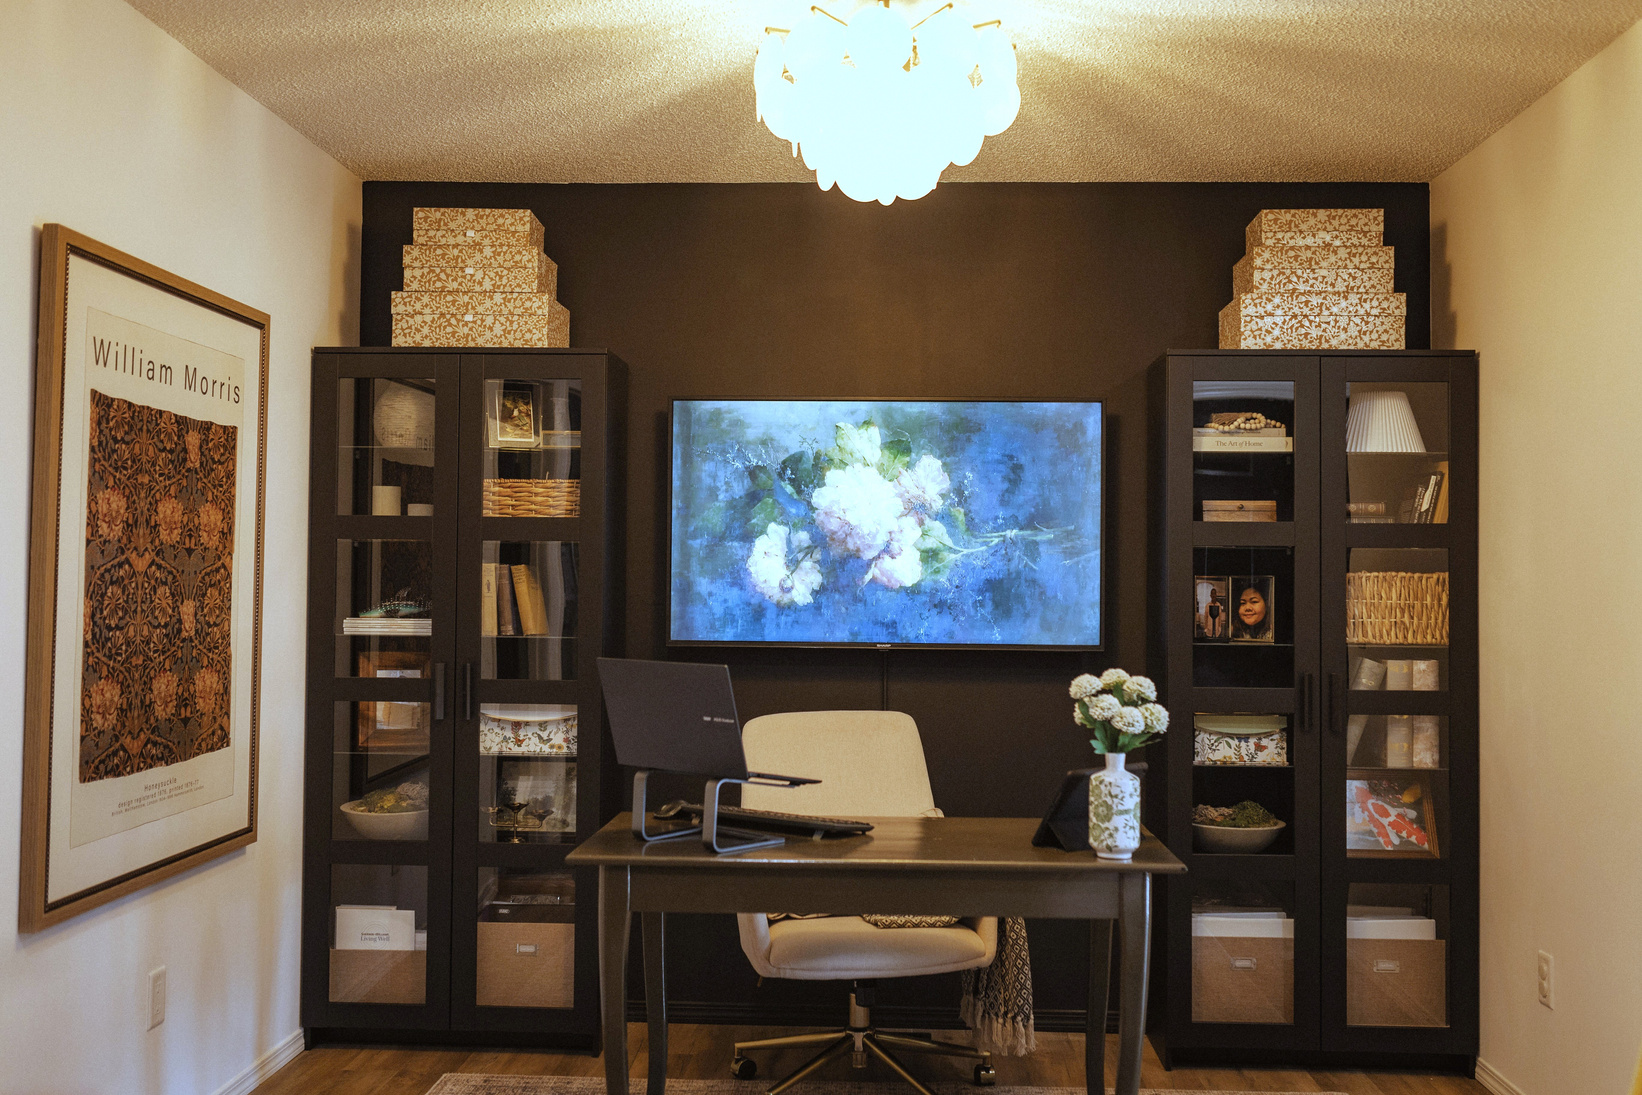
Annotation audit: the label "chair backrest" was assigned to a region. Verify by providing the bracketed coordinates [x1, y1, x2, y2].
[739, 710, 938, 818]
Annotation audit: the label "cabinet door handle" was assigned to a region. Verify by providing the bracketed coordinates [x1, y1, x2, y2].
[462, 661, 474, 720]
[433, 662, 447, 721]
[1328, 672, 1343, 734]
[1296, 673, 1312, 733]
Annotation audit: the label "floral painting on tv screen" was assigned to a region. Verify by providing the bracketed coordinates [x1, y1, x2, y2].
[670, 400, 1102, 647]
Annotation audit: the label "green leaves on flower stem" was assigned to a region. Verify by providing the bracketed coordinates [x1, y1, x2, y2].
[949, 506, 971, 538]
[779, 449, 825, 495]
[747, 496, 782, 534]
[747, 464, 774, 491]
[878, 437, 912, 478]
[1090, 731, 1160, 754]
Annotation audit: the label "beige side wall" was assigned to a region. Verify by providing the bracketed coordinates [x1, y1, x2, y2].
[0, 1, 359, 1092]
[1431, 17, 1642, 1095]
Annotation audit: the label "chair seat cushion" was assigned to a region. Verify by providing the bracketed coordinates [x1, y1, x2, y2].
[764, 916, 991, 979]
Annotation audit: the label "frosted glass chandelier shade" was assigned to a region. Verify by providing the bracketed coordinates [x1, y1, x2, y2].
[754, 2, 1020, 206]
[1345, 389, 1426, 452]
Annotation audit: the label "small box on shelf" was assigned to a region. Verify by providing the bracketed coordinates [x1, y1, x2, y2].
[1201, 500, 1277, 522]
[1347, 938, 1447, 1028]
[1191, 913, 1294, 1024]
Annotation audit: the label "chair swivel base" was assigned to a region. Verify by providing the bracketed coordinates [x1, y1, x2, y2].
[731, 989, 994, 1095]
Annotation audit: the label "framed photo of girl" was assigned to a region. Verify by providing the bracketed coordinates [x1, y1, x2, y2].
[20, 225, 268, 931]
[1229, 574, 1276, 643]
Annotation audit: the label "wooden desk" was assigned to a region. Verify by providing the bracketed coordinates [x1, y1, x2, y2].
[567, 815, 1185, 1095]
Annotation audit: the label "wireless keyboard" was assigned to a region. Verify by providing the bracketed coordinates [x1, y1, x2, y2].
[653, 800, 873, 837]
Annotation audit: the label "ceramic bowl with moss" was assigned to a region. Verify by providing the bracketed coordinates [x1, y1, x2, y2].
[1191, 800, 1285, 853]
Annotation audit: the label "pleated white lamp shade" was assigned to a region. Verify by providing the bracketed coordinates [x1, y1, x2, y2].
[1345, 389, 1426, 452]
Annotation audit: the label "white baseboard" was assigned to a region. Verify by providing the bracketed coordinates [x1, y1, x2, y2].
[211, 1028, 305, 1095]
[1475, 1057, 1527, 1095]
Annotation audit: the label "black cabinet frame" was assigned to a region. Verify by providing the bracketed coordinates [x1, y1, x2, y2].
[1148, 350, 1478, 1072]
[302, 347, 625, 1048]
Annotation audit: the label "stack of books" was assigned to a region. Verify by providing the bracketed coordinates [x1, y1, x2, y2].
[343, 616, 432, 636]
[1398, 462, 1450, 523]
[1219, 209, 1406, 350]
[482, 562, 555, 637]
[391, 207, 570, 348]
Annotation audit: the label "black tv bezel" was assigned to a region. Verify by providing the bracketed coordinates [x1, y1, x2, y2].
[665, 396, 1107, 652]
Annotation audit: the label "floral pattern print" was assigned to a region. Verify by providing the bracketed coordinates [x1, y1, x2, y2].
[79, 391, 237, 782]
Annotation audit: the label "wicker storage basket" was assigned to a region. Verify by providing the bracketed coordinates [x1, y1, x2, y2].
[1346, 571, 1449, 645]
[482, 478, 580, 517]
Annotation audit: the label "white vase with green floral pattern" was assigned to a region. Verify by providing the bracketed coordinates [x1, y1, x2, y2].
[1088, 752, 1141, 860]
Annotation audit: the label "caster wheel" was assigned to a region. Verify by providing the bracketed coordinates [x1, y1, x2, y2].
[973, 1063, 996, 1087]
[731, 1056, 758, 1080]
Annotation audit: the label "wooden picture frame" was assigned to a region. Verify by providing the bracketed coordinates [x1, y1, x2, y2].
[20, 225, 269, 931]
[1229, 573, 1277, 643]
[488, 380, 539, 449]
[1346, 777, 1440, 858]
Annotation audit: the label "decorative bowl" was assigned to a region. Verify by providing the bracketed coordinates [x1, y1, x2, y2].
[1192, 820, 1285, 854]
[340, 801, 429, 841]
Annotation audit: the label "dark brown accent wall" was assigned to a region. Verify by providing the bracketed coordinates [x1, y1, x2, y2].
[361, 180, 1430, 1027]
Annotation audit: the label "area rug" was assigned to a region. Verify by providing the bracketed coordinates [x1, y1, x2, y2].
[425, 1078, 1347, 1095]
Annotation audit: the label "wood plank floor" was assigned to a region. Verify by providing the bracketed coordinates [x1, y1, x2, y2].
[249, 1025, 1489, 1095]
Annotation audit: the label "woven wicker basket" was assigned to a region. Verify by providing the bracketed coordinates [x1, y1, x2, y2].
[482, 478, 580, 518]
[1346, 571, 1448, 645]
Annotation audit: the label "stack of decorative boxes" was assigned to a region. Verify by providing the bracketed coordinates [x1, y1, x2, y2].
[392, 207, 570, 348]
[1218, 208, 1405, 350]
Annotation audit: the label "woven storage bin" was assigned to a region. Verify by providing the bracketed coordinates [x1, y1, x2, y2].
[1346, 571, 1449, 645]
[483, 478, 580, 517]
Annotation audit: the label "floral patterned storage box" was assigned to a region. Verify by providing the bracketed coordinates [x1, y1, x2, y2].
[479, 706, 577, 756]
[1194, 714, 1289, 766]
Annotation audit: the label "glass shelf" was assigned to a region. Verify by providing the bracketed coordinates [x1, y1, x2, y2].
[338, 377, 437, 516]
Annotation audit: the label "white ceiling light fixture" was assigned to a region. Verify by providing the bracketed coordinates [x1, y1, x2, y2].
[754, 1, 1020, 205]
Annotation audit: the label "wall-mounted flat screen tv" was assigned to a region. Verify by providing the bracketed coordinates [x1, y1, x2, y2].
[669, 399, 1103, 648]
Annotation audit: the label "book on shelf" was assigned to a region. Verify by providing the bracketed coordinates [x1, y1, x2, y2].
[1432, 460, 1450, 523]
[1192, 434, 1293, 452]
[1346, 501, 1386, 516]
[1401, 469, 1445, 524]
[481, 563, 498, 637]
[343, 617, 432, 636]
[511, 564, 550, 636]
[495, 565, 520, 636]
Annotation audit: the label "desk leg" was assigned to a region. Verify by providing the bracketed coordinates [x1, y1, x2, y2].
[642, 912, 668, 1095]
[599, 866, 632, 1095]
[1087, 919, 1112, 1094]
[1114, 872, 1152, 1095]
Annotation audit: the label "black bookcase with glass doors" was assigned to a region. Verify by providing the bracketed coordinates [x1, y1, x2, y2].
[300, 347, 624, 1048]
[1147, 350, 1477, 1072]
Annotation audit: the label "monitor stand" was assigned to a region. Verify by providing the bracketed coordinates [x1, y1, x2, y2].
[628, 770, 792, 853]
[700, 777, 785, 854]
[630, 770, 700, 842]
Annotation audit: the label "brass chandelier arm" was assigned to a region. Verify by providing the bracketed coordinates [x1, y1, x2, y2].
[910, 2, 954, 31]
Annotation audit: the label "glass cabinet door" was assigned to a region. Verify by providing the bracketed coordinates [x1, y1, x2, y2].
[1162, 354, 1322, 1048]
[306, 355, 460, 1031]
[449, 355, 605, 1034]
[1319, 355, 1475, 1053]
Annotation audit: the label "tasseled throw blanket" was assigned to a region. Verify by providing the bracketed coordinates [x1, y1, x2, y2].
[769, 914, 1036, 1056]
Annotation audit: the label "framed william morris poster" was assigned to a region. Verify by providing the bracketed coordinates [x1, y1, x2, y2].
[20, 225, 268, 931]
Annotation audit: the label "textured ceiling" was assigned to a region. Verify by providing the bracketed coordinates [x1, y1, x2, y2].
[128, 0, 1642, 183]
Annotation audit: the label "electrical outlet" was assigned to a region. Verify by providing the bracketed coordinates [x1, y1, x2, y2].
[148, 966, 166, 1029]
[1536, 950, 1553, 1009]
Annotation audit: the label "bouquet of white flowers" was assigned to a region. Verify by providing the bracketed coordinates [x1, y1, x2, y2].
[1070, 669, 1169, 754]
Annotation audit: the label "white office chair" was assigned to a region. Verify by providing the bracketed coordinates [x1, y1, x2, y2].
[731, 710, 999, 1095]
